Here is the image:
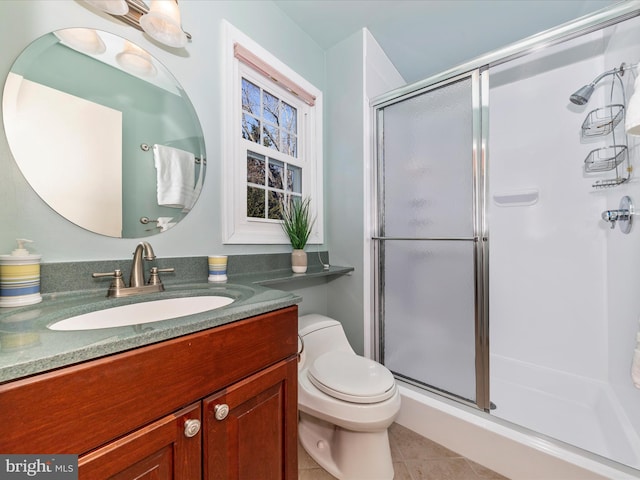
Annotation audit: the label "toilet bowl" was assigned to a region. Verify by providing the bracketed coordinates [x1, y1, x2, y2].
[298, 314, 401, 480]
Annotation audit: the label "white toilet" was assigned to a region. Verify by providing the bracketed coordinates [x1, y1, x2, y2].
[298, 314, 401, 480]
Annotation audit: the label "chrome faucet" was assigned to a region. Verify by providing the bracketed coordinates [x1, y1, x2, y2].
[92, 242, 174, 298]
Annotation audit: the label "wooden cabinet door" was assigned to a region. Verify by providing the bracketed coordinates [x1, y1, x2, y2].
[203, 357, 298, 480]
[79, 403, 202, 480]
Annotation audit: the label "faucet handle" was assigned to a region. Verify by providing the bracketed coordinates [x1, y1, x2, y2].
[92, 269, 124, 280]
[148, 267, 175, 286]
[92, 269, 126, 297]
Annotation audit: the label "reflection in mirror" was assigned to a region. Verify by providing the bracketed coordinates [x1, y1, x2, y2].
[2, 28, 206, 238]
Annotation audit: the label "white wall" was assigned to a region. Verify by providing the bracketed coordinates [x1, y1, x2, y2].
[489, 30, 609, 379]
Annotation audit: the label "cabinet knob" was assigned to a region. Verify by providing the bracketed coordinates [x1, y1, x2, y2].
[214, 403, 229, 421]
[184, 418, 201, 437]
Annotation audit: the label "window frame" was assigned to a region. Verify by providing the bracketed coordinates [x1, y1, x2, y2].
[222, 21, 323, 245]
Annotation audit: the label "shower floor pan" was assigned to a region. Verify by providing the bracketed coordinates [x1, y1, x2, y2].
[490, 354, 640, 469]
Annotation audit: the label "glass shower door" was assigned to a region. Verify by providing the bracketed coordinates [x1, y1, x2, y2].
[374, 71, 488, 408]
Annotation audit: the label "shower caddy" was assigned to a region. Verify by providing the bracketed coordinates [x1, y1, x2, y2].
[580, 64, 631, 188]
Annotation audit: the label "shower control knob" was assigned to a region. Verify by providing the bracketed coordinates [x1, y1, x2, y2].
[184, 419, 201, 438]
[214, 403, 229, 421]
[601, 210, 621, 228]
[601, 196, 633, 234]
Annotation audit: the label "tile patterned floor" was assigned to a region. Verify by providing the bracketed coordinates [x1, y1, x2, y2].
[298, 423, 509, 480]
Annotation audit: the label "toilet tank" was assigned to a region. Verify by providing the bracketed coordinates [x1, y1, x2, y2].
[299, 314, 354, 367]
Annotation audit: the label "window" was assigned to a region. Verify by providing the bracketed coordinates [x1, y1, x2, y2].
[242, 78, 301, 220]
[222, 21, 323, 244]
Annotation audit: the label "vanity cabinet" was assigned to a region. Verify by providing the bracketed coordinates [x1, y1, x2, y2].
[0, 306, 298, 480]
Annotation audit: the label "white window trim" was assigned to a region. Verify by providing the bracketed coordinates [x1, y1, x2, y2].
[222, 20, 323, 245]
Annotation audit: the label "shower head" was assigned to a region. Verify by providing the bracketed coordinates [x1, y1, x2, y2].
[570, 84, 595, 105]
[569, 65, 627, 105]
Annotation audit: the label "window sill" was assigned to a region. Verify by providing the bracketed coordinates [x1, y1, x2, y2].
[230, 265, 354, 287]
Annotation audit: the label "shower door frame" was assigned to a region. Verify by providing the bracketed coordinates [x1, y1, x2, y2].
[370, 1, 640, 414]
[372, 69, 490, 411]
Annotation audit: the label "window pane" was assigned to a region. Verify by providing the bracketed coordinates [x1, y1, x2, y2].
[247, 186, 265, 218]
[288, 193, 302, 208]
[242, 78, 260, 114]
[263, 124, 280, 151]
[242, 113, 260, 143]
[282, 102, 297, 132]
[282, 132, 297, 157]
[247, 152, 265, 185]
[268, 191, 284, 220]
[263, 91, 280, 125]
[288, 165, 301, 193]
[268, 159, 284, 189]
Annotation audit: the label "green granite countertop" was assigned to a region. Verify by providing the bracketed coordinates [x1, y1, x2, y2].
[0, 281, 301, 384]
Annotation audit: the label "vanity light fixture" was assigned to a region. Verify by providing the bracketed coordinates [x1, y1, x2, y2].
[82, 0, 191, 48]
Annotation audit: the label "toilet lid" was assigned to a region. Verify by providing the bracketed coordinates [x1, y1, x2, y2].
[307, 351, 396, 404]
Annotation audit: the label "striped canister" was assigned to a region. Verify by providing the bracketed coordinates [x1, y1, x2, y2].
[208, 255, 228, 282]
[0, 255, 42, 307]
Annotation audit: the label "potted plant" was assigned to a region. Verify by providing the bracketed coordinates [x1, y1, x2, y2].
[281, 196, 315, 273]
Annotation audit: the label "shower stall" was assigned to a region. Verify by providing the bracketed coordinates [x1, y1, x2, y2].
[372, 4, 640, 475]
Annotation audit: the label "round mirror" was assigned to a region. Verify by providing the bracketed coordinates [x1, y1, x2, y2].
[2, 28, 206, 238]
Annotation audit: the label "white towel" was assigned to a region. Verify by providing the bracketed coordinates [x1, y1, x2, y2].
[182, 159, 204, 213]
[153, 144, 195, 209]
[156, 217, 176, 232]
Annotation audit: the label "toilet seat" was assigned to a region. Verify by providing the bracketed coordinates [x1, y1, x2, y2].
[307, 351, 396, 404]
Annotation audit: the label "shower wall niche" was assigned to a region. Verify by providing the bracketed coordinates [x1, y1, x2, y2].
[488, 12, 640, 469]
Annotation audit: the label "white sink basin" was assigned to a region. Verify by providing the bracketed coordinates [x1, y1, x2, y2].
[48, 296, 235, 331]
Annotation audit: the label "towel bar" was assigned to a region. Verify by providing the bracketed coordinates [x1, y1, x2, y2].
[140, 143, 206, 164]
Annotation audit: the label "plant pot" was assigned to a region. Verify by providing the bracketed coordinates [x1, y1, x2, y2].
[291, 249, 307, 273]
